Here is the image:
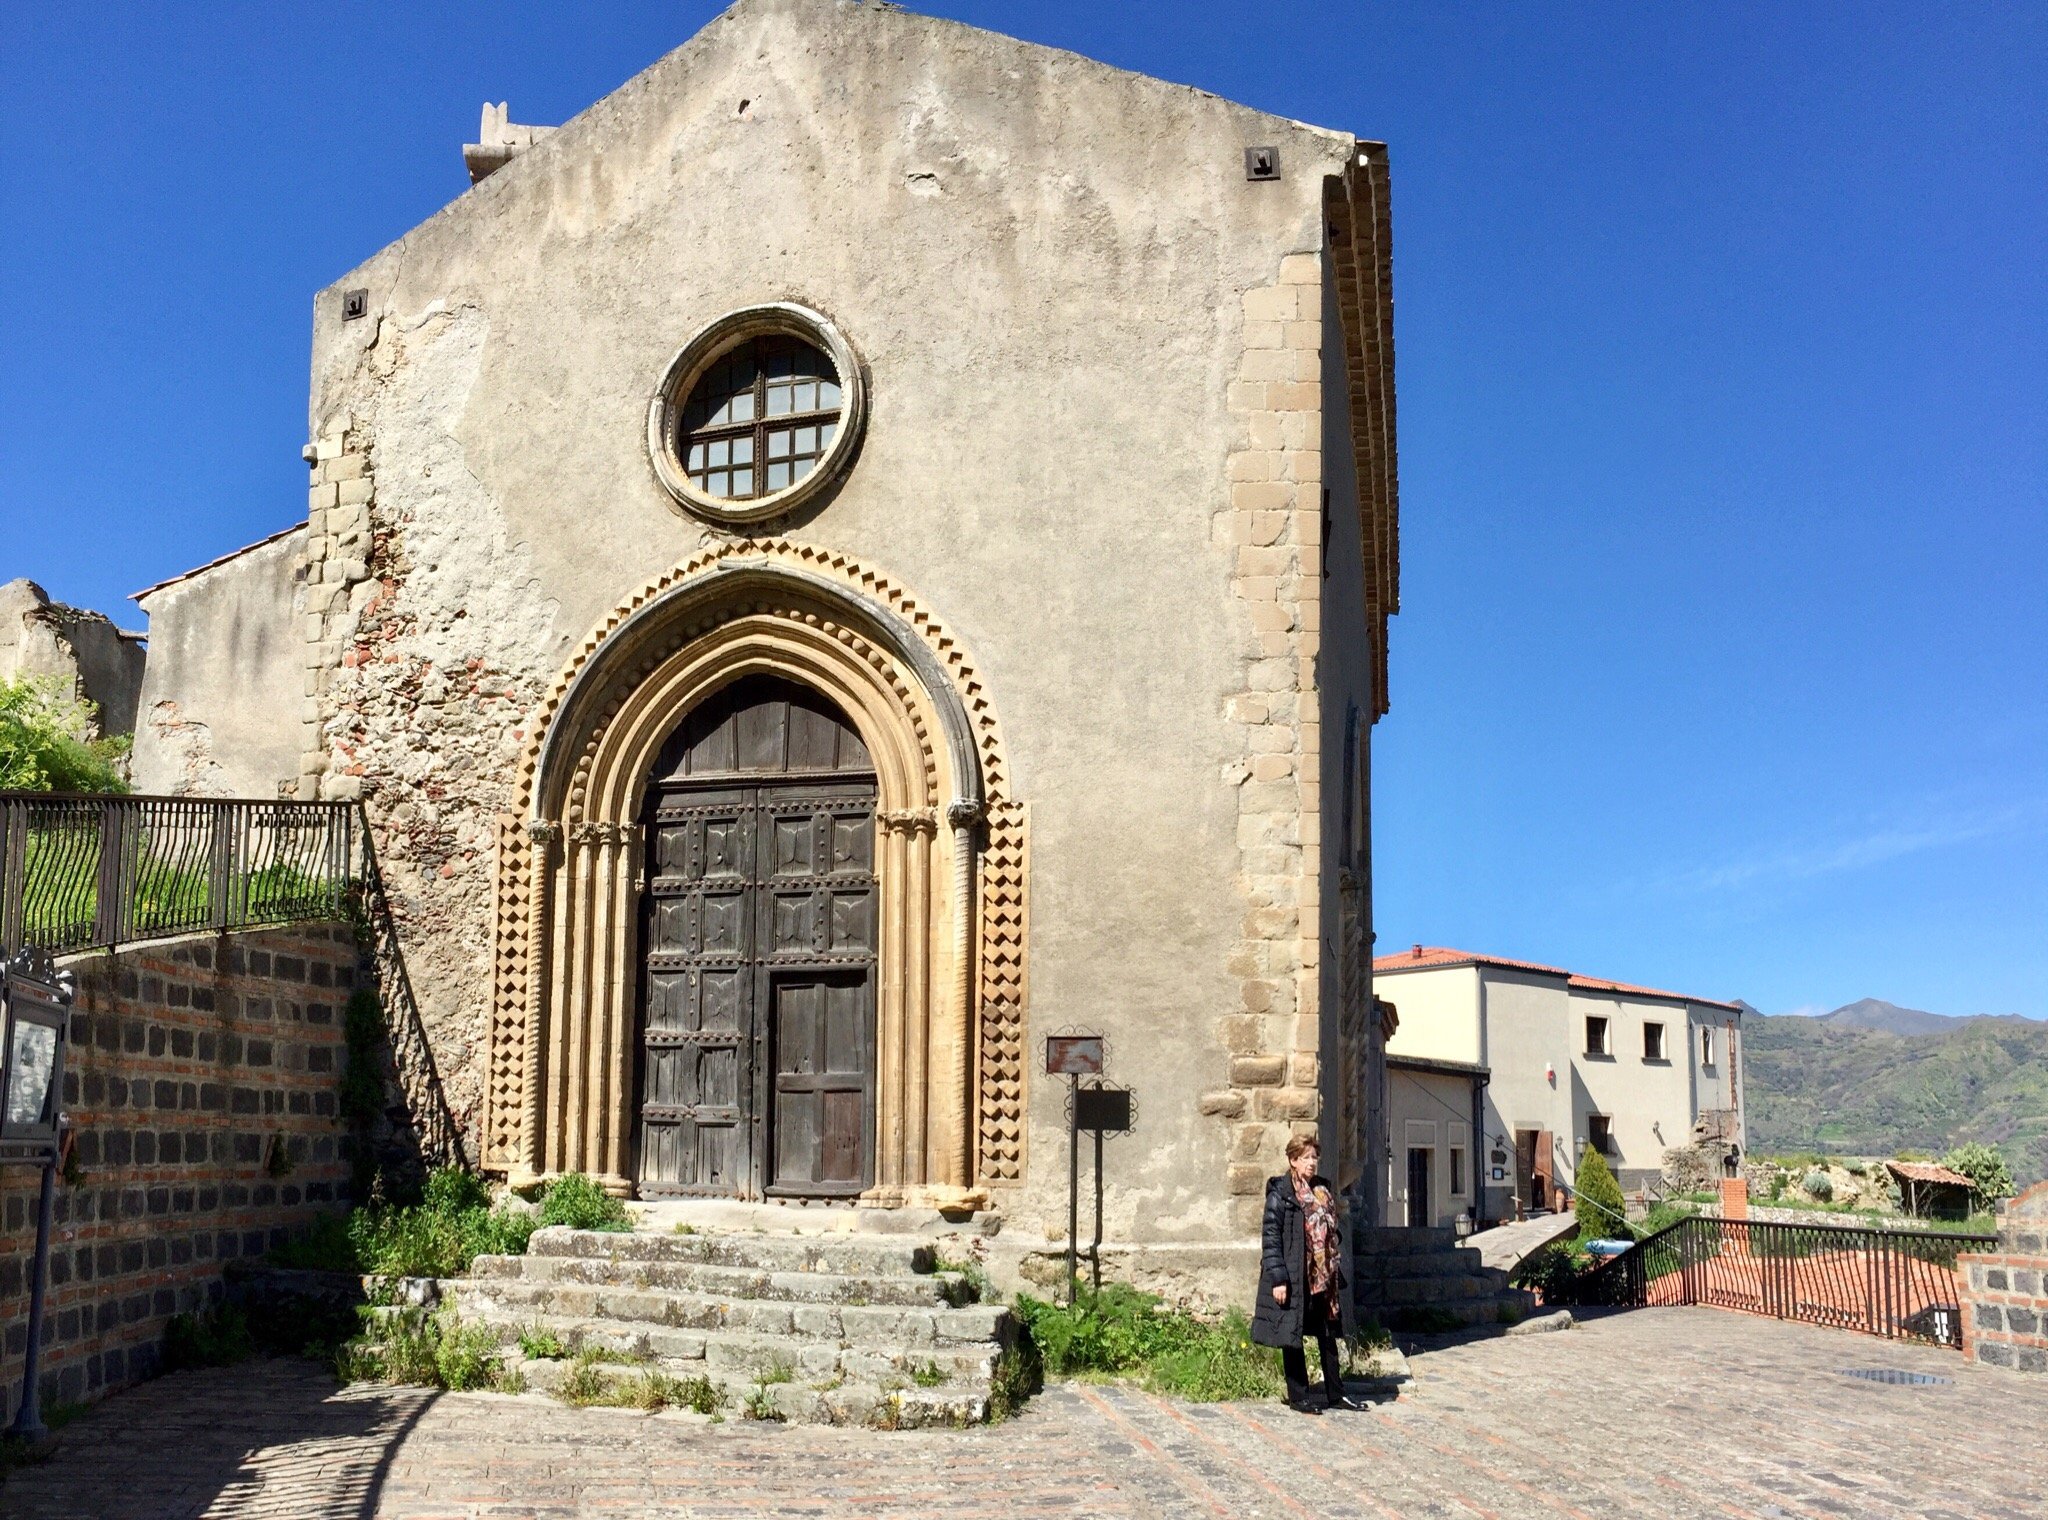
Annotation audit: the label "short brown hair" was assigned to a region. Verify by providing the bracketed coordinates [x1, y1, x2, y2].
[1284, 1133, 1321, 1163]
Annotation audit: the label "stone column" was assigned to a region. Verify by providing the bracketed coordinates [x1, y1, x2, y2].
[517, 820, 561, 1184]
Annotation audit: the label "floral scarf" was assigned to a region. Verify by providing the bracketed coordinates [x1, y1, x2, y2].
[1294, 1177, 1340, 1300]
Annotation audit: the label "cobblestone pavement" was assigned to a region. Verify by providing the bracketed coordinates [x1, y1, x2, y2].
[5, 1308, 2045, 1519]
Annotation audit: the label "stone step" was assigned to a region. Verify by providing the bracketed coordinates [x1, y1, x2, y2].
[1353, 1273, 1505, 1306]
[507, 1350, 989, 1428]
[448, 1277, 1008, 1348]
[1351, 1225, 1458, 1254]
[463, 1305, 1003, 1386]
[526, 1225, 934, 1278]
[469, 1251, 968, 1307]
[1369, 1290, 1539, 1332]
[1355, 1247, 1486, 1275]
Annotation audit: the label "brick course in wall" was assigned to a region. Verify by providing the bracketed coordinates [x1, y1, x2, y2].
[1959, 1180, 2048, 1375]
[0, 922, 358, 1421]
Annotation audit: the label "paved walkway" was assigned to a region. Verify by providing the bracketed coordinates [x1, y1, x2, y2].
[5, 1308, 2043, 1519]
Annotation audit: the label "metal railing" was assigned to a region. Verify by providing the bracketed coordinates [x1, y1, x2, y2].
[0, 792, 358, 955]
[1562, 1214, 1995, 1348]
[0, 789, 465, 1168]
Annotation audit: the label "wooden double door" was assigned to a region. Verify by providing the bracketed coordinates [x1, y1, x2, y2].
[635, 677, 878, 1200]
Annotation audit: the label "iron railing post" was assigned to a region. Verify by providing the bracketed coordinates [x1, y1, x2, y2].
[0, 797, 23, 956]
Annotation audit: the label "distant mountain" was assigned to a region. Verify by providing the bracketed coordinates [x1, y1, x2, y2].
[1820, 998, 1961, 1037]
[1739, 1005, 2048, 1189]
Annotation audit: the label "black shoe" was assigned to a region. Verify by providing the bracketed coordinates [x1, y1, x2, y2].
[1325, 1392, 1370, 1412]
[1285, 1398, 1324, 1415]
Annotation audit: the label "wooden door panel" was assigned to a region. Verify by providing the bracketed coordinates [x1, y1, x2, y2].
[768, 969, 872, 1195]
[637, 795, 755, 1199]
[636, 679, 878, 1201]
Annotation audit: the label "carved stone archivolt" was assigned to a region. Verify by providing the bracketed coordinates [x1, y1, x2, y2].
[487, 540, 1027, 1205]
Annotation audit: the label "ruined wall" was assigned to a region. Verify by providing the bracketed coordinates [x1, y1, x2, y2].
[296, 0, 1366, 1242]
[130, 528, 308, 798]
[0, 577, 146, 737]
[0, 924, 357, 1422]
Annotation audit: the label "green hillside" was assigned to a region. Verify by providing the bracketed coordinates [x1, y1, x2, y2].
[1742, 1013, 2048, 1188]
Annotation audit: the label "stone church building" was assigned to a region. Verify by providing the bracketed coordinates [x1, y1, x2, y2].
[130, 0, 1401, 1270]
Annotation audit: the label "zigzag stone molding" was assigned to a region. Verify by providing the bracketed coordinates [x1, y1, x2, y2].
[485, 538, 1028, 1187]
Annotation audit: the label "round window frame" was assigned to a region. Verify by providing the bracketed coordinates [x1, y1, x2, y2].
[647, 303, 866, 525]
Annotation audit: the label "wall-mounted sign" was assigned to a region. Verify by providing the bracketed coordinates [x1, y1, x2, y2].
[1045, 1035, 1104, 1076]
[1074, 1085, 1132, 1133]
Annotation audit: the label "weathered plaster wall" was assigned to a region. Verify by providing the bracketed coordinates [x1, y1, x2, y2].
[299, 0, 1361, 1243]
[0, 578, 146, 737]
[130, 529, 308, 798]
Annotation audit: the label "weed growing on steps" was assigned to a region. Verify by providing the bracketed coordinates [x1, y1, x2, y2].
[336, 1306, 522, 1394]
[1012, 1284, 1282, 1402]
[929, 1250, 995, 1305]
[742, 1383, 786, 1422]
[910, 1360, 949, 1387]
[760, 1355, 795, 1386]
[517, 1326, 567, 1360]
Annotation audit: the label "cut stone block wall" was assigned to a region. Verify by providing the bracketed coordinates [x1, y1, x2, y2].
[0, 923, 358, 1421]
[1960, 1180, 2048, 1375]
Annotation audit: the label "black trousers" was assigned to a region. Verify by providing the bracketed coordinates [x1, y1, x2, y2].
[1281, 1292, 1345, 1405]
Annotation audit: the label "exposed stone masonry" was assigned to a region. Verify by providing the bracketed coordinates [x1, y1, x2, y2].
[1208, 249, 1327, 1231]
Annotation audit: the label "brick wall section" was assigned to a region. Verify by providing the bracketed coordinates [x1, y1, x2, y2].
[0, 923, 357, 1421]
[1959, 1180, 2048, 1375]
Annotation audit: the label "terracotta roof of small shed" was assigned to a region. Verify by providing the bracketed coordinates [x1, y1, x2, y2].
[1371, 945, 1742, 1013]
[1885, 1160, 1974, 1188]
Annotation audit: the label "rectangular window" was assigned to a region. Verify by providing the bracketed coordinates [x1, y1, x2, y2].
[1644, 1022, 1666, 1060]
[1588, 1114, 1614, 1155]
[1585, 1015, 1609, 1056]
[1450, 1146, 1467, 1197]
[1700, 1027, 1716, 1066]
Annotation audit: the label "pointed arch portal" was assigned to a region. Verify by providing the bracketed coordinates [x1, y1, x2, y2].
[487, 548, 1024, 1210]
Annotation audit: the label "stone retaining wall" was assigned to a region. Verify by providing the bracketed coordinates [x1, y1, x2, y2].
[0, 922, 359, 1421]
[1959, 1181, 2048, 1375]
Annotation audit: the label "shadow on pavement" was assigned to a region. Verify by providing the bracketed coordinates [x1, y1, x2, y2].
[0, 1359, 437, 1520]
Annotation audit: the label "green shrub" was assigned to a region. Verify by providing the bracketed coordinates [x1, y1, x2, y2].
[518, 1326, 567, 1360]
[344, 1166, 539, 1279]
[1511, 1243, 1589, 1301]
[742, 1384, 786, 1422]
[268, 1212, 360, 1272]
[339, 1307, 517, 1393]
[1572, 1149, 1628, 1240]
[164, 1304, 255, 1372]
[0, 675, 129, 793]
[1802, 1170, 1833, 1201]
[911, 1360, 949, 1387]
[434, 1320, 506, 1391]
[1941, 1143, 2015, 1209]
[538, 1173, 631, 1232]
[1011, 1283, 1282, 1401]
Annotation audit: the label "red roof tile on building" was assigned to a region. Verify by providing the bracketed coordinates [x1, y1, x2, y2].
[1885, 1159, 1974, 1188]
[1371, 945, 1741, 1013]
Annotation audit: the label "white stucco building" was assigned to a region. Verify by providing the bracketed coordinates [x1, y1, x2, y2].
[1374, 946, 1744, 1227]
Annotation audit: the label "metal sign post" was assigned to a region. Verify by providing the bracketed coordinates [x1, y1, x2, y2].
[1, 949, 73, 1444]
[1045, 1033, 1103, 1306]
[1074, 1084, 1133, 1292]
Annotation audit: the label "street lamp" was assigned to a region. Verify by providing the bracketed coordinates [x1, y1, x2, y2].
[2, 950, 73, 1443]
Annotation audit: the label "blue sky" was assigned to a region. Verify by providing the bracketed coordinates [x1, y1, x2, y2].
[3, 2, 2042, 1017]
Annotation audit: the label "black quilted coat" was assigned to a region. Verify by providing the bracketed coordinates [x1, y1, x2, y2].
[1251, 1171, 1354, 1348]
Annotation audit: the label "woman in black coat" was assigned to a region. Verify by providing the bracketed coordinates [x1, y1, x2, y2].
[1252, 1132, 1363, 1413]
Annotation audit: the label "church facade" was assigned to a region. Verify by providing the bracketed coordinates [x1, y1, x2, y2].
[156, 0, 1399, 1261]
